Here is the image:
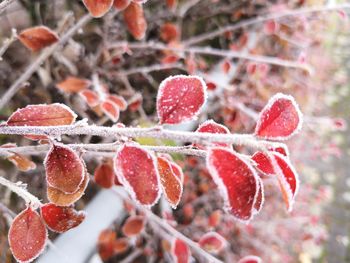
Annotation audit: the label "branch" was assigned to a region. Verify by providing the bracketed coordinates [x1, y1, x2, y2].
[0, 124, 281, 149]
[0, 13, 93, 110]
[0, 175, 42, 208]
[0, 0, 15, 15]
[183, 4, 350, 46]
[108, 42, 312, 72]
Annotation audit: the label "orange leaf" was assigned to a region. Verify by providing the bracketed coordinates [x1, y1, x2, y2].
[18, 26, 59, 52]
[123, 2, 147, 40]
[56, 77, 91, 93]
[8, 153, 36, 172]
[121, 215, 145, 237]
[83, 0, 114, 17]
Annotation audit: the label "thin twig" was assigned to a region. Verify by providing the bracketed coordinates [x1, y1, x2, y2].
[0, 0, 15, 15]
[0, 28, 17, 60]
[183, 4, 350, 46]
[0, 13, 93, 110]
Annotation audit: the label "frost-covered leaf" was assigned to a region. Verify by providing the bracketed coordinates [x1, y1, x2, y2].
[18, 26, 59, 52]
[121, 215, 145, 237]
[8, 153, 36, 172]
[83, 0, 113, 17]
[98, 230, 129, 260]
[56, 77, 91, 93]
[41, 203, 86, 233]
[79, 89, 100, 107]
[171, 238, 190, 263]
[45, 144, 85, 194]
[195, 120, 230, 149]
[47, 172, 89, 206]
[251, 151, 274, 175]
[6, 104, 77, 140]
[101, 100, 120, 122]
[238, 255, 262, 263]
[157, 156, 183, 209]
[114, 144, 161, 206]
[253, 177, 264, 214]
[206, 148, 259, 222]
[106, 94, 128, 111]
[198, 232, 227, 254]
[123, 2, 147, 40]
[157, 75, 207, 124]
[94, 162, 115, 189]
[113, 0, 130, 10]
[8, 207, 47, 263]
[255, 93, 303, 140]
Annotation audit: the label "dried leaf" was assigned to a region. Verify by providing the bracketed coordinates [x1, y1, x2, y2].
[18, 26, 59, 52]
[56, 77, 91, 93]
[41, 203, 86, 233]
[206, 148, 259, 222]
[8, 207, 47, 263]
[45, 144, 85, 194]
[255, 93, 303, 140]
[83, 0, 114, 17]
[114, 144, 161, 207]
[157, 75, 207, 124]
[123, 2, 147, 40]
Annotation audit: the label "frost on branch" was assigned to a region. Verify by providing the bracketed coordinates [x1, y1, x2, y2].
[18, 26, 59, 52]
[198, 231, 227, 254]
[114, 144, 161, 207]
[83, 0, 114, 17]
[6, 104, 77, 140]
[171, 238, 191, 263]
[254, 93, 303, 140]
[206, 147, 260, 222]
[157, 75, 207, 125]
[41, 203, 86, 233]
[121, 215, 145, 237]
[44, 143, 85, 194]
[8, 207, 47, 263]
[157, 156, 183, 209]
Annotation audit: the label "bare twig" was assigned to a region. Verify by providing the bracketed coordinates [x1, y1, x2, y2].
[0, 0, 15, 15]
[0, 13, 93, 110]
[0, 28, 17, 60]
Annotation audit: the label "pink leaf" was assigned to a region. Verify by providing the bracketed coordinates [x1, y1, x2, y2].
[198, 232, 227, 254]
[238, 255, 263, 263]
[255, 93, 303, 140]
[44, 143, 85, 194]
[41, 203, 86, 233]
[171, 238, 191, 263]
[157, 156, 183, 209]
[83, 0, 114, 17]
[195, 119, 231, 149]
[121, 215, 145, 237]
[18, 26, 59, 52]
[157, 75, 207, 124]
[8, 207, 47, 263]
[206, 148, 259, 222]
[106, 94, 128, 111]
[114, 144, 161, 207]
[79, 89, 100, 107]
[101, 100, 120, 122]
[263, 20, 279, 35]
[6, 104, 77, 140]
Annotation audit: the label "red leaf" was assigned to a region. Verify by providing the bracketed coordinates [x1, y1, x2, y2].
[170, 161, 184, 184]
[255, 93, 303, 140]
[98, 230, 129, 260]
[45, 144, 85, 194]
[160, 23, 179, 43]
[195, 120, 231, 149]
[171, 238, 191, 263]
[83, 0, 114, 17]
[6, 104, 77, 140]
[263, 20, 279, 35]
[79, 89, 100, 107]
[251, 151, 274, 175]
[41, 203, 86, 233]
[238, 255, 262, 263]
[113, 0, 130, 10]
[206, 148, 259, 222]
[208, 210, 222, 228]
[18, 26, 59, 52]
[47, 172, 89, 206]
[157, 75, 207, 124]
[101, 100, 120, 122]
[8, 207, 47, 263]
[114, 144, 161, 206]
[268, 144, 289, 156]
[94, 162, 115, 188]
[253, 177, 264, 214]
[222, 60, 231, 74]
[198, 232, 227, 254]
[121, 215, 145, 237]
[166, 0, 177, 10]
[157, 157, 183, 209]
[123, 2, 147, 40]
[56, 77, 91, 93]
[106, 94, 128, 111]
